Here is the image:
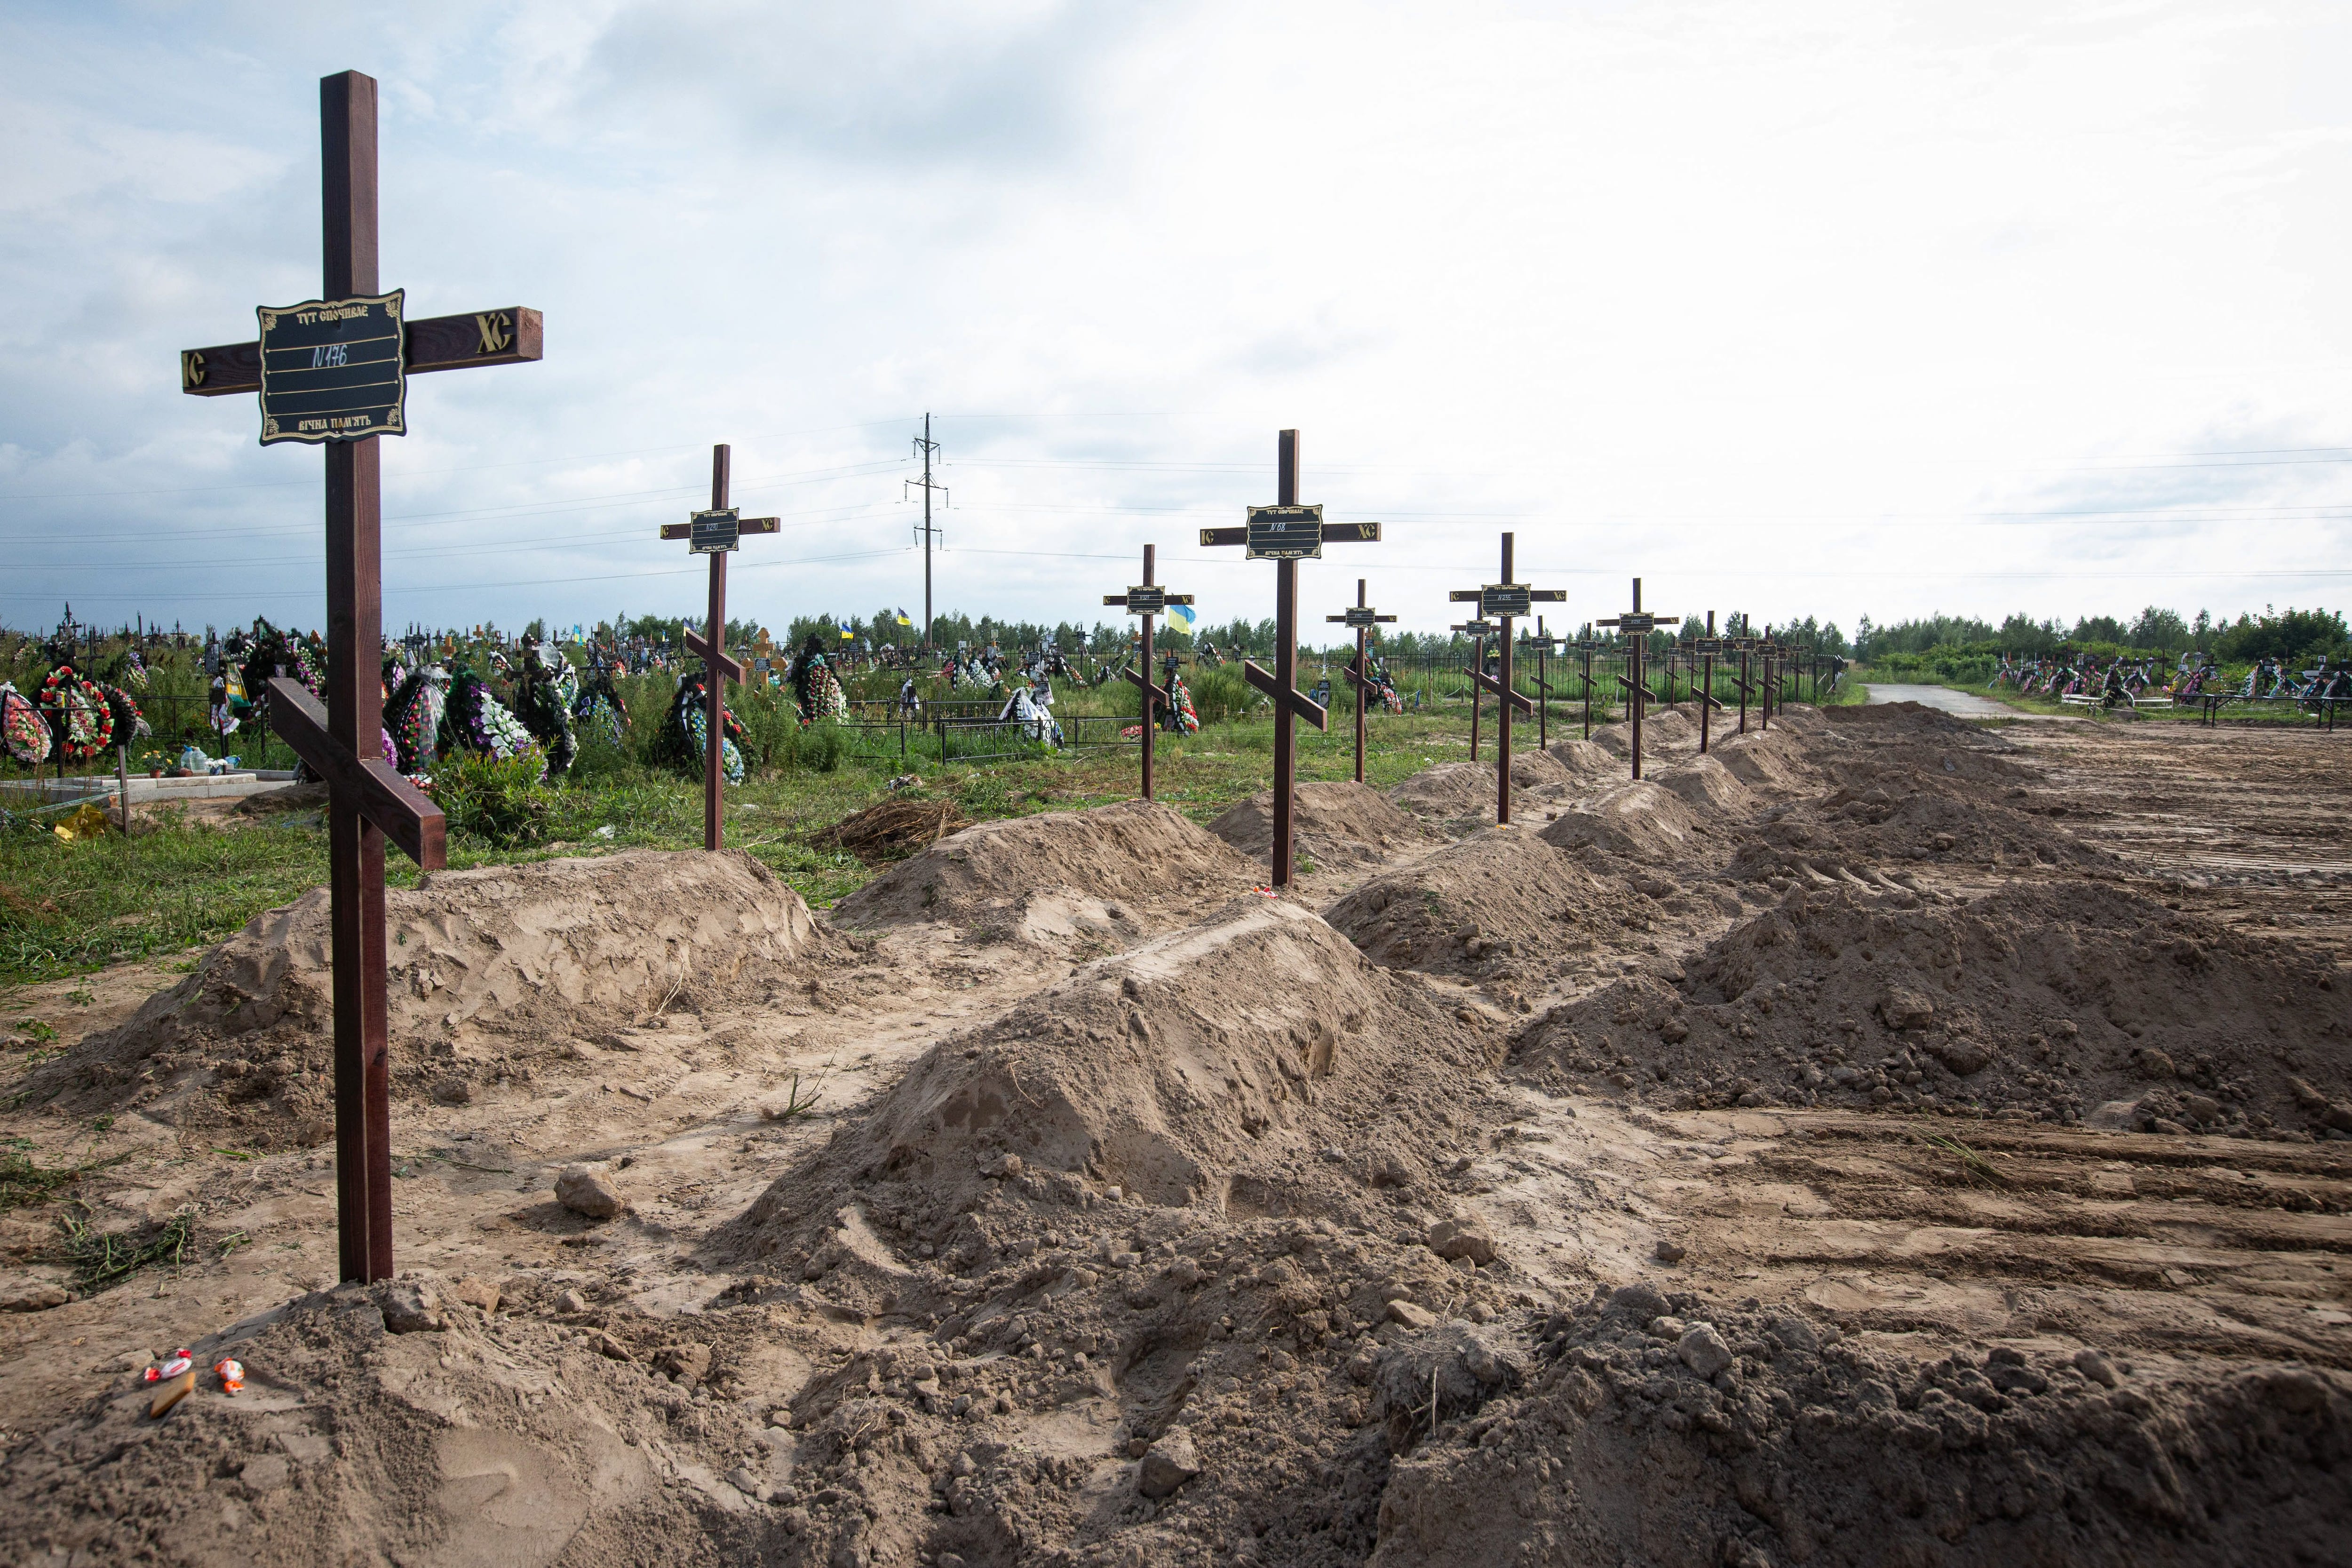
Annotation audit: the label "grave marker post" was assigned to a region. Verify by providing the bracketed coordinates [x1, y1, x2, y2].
[1198, 429, 1381, 886]
[1449, 620, 1493, 760]
[1102, 544, 1193, 800]
[1524, 617, 1568, 751]
[1598, 578, 1675, 782]
[656, 445, 780, 849]
[178, 69, 542, 1283]
[1691, 611, 1726, 754]
[1325, 579, 1395, 784]
[1447, 532, 1563, 825]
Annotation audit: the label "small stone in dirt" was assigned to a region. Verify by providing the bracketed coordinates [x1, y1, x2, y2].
[726, 1466, 763, 1497]
[1386, 1299, 1438, 1330]
[988, 1153, 1024, 1179]
[555, 1289, 587, 1314]
[1878, 987, 1934, 1030]
[2132, 1049, 2177, 1081]
[1677, 1322, 1733, 1378]
[556, 1164, 624, 1219]
[428, 1077, 471, 1106]
[3, 1282, 70, 1313]
[1927, 1037, 1993, 1076]
[1653, 1239, 1687, 1264]
[2074, 1348, 2119, 1387]
[448, 1276, 501, 1314]
[1138, 1431, 1202, 1498]
[1659, 1016, 1689, 1043]
[657, 1342, 713, 1383]
[1427, 1215, 1496, 1265]
[373, 1280, 442, 1334]
[592, 1330, 632, 1361]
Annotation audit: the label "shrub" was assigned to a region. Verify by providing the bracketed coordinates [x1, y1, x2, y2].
[427, 748, 555, 848]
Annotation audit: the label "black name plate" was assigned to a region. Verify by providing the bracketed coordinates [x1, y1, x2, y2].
[1246, 504, 1325, 560]
[1455, 620, 1496, 638]
[1614, 613, 1659, 635]
[257, 291, 406, 445]
[690, 508, 741, 554]
[1340, 606, 1381, 628]
[1122, 586, 1167, 615]
[1481, 583, 1533, 618]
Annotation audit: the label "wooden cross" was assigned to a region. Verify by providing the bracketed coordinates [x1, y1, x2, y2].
[1569, 633, 1602, 739]
[1449, 618, 1494, 761]
[656, 445, 779, 849]
[1197, 429, 1381, 886]
[1448, 532, 1565, 825]
[1758, 627, 1789, 730]
[1727, 620, 1758, 733]
[1324, 579, 1396, 783]
[1687, 611, 1727, 754]
[178, 71, 541, 1284]
[1102, 543, 1192, 800]
[1520, 617, 1568, 751]
[1597, 578, 1675, 781]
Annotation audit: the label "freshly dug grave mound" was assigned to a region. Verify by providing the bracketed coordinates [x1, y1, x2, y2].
[21, 850, 832, 1144]
[1537, 780, 1710, 861]
[1208, 779, 1439, 869]
[1828, 697, 1988, 737]
[5, 1274, 809, 1567]
[1730, 784, 2123, 883]
[1372, 1282, 2352, 1568]
[1646, 754, 1757, 816]
[1704, 726, 1820, 795]
[731, 897, 1481, 1245]
[828, 799, 1258, 937]
[1587, 708, 1700, 758]
[1512, 879, 2352, 1134]
[1387, 752, 1578, 822]
[1542, 737, 1618, 778]
[1325, 828, 1621, 982]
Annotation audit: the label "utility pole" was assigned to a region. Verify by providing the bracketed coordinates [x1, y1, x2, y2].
[907, 414, 947, 649]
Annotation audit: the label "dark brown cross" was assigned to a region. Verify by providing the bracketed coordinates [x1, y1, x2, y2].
[1758, 627, 1788, 730]
[1688, 611, 1727, 754]
[1197, 429, 1381, 887]
[1449, 618, 1494, 761]
[1727, 619, 1758, 733]
[657, 445, 779, 849]
[1571, 633, 1602, 739]
[1447, 532, 1564, 825]
[1102, 544, 1192, 800]
[178, 71, 542, 1284]
[1520, 617, 1568, 751]
[1324, 579, 1396, 783]
[1598, 578, 1675, 781]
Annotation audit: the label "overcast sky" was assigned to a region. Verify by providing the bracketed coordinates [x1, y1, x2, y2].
[3, 0, 2350, 643]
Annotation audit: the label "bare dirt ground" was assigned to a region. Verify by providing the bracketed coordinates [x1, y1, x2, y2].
[2, 705, 2348, 1568]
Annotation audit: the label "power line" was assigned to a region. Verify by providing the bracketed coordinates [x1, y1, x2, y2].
[908, 414, 946, 648]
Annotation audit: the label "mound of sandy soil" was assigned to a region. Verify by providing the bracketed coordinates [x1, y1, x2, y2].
[1704, 726, 1820, 794]
[1512, 880, 2352, 1134]
[1372, 1281, 2352, 1568]
[1542, 738, 1621, 780]
[1587, 708, 1700, 759]
[1207, 780, 1439, 869]
[828, 800, 1258, 943]
[6, 1274, 824, 1567]
[1387, 752, 1577, 822]
[1646, 754, 1757, 815]
[1324, 828, 1621, 983]
[1730, 785, 2123, 883]
[20, 851, 832, 1146]
[1537, 780, 1710, 860]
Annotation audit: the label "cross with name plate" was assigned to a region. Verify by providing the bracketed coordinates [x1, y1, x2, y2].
[1198, 430, 1382, 886]
[1450, 618, 1495, 761]
[656, 445, 780, 850]
[1325, 579, 1396, 783]
[1448, 532, 1565, 825]
[176, 70, 544, 1284]
[1598, 578, 1676, 781]
[1688, 611, 1727, 754]
[1102, 544, 1193, 800]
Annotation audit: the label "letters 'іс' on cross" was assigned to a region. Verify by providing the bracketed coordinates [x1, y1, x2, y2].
[657, 444, 779, 850]
[1198, 429, 1381, 888]
[1102, 544, 1192, 801]
[1448, 532, 1565, 826]
[1688, 611, 1726, 755]
[178, 69, 542, 1285]
[1449, 619, 1494, 761]
[1325, 579, 1396, 784]
[1598, 578, 1675, 782]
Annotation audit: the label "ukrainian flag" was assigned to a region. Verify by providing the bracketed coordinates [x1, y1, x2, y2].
[894, 608, 913, 628]
[1168, 602, 1198, 631]
[838, 621, 856, 641]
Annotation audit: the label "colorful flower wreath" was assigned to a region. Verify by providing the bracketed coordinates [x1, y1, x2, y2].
[0, 682, 50, 765]
[39, 665, 113, 760]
